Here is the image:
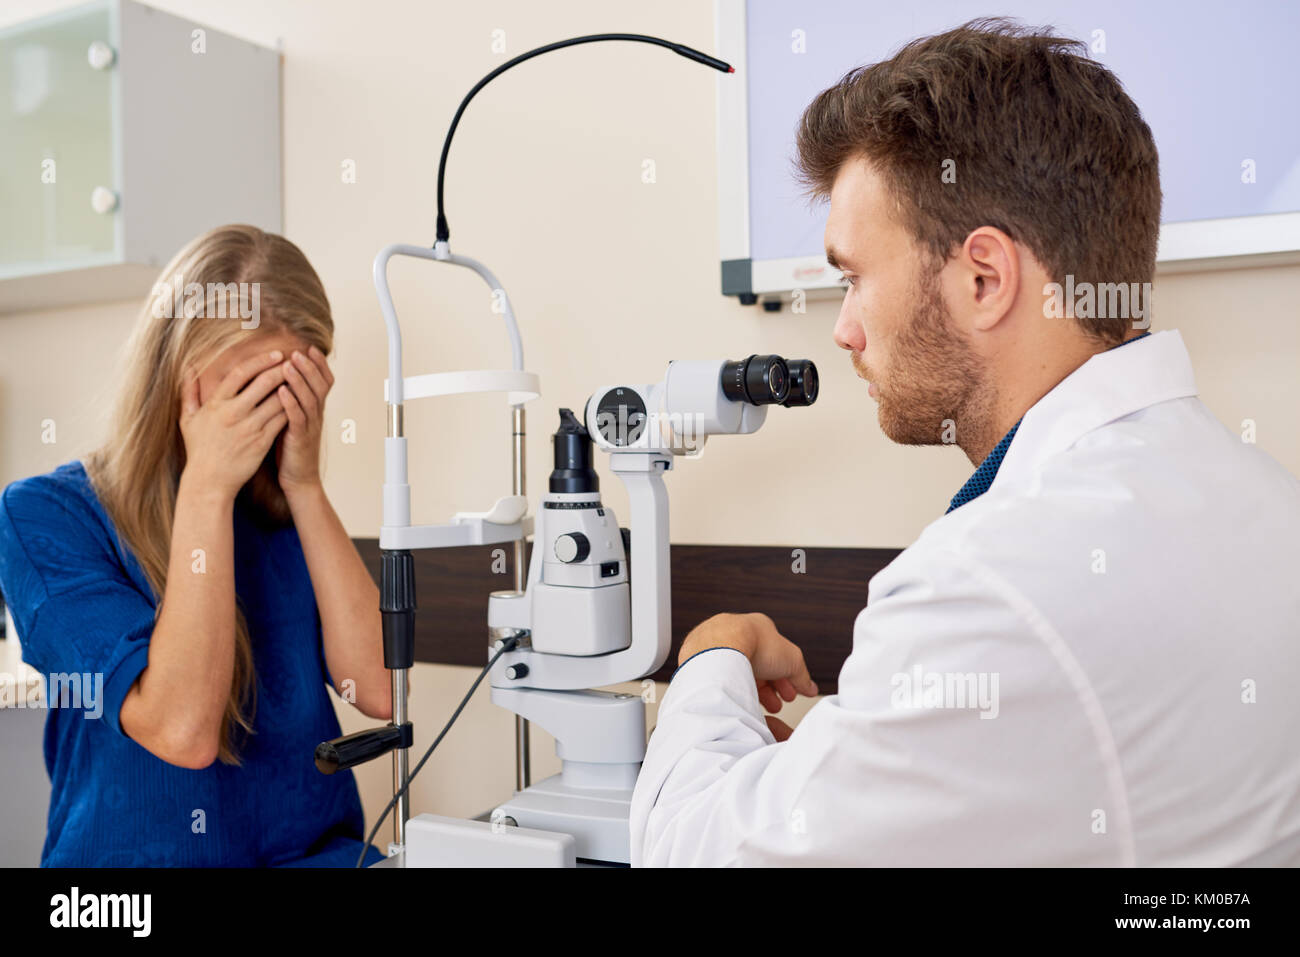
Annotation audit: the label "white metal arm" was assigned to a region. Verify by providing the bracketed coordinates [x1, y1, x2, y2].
[372, 241, 538, 540]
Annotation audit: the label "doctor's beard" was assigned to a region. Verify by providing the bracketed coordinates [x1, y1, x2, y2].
[236, 437, 294, 530]
[866, 266, 995, 455]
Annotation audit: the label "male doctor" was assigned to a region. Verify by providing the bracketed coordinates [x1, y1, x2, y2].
[629, 19, 1300, 866]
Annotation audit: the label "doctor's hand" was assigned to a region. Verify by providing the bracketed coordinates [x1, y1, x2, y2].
[678, 612, 818, 741]
[275, 345, 334, 495]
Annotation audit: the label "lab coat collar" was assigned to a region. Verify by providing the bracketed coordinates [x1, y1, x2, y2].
[991, 328, 1199, 493]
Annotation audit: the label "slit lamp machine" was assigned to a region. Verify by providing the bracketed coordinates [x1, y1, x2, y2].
[311, 33, 819, 867]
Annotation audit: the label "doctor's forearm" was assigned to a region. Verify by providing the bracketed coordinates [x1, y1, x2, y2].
[285, 481, 391, 718]
[633, 651, 783, 865]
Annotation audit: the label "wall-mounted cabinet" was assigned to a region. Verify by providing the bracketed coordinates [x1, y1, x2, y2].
[0, 0, 281, 313]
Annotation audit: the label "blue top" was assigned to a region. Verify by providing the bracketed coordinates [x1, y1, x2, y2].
[946, 331, 1152, 514]
[0, 460, 384, 867]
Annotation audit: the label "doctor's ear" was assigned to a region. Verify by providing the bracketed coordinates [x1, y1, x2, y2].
[953, 226, 1020, 331]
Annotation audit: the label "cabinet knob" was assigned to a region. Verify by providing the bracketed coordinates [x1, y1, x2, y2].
[90, 187, 118, 214]
[87, 40, 116, 71]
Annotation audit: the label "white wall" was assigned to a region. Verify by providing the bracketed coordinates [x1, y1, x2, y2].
[2, 0, 1297, 849]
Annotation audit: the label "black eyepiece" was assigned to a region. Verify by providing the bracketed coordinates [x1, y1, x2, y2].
[782, 359, 818, 406]
[550, 408, 598, 493]
[721, 355, 790, 406]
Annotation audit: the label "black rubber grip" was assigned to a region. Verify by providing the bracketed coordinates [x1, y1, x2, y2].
[315, 724, 408, 774]
[380, 549, 416, 670]
[380, 549, 416, 612]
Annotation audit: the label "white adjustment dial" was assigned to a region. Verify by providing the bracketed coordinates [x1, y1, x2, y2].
[554, 532, 590, 564]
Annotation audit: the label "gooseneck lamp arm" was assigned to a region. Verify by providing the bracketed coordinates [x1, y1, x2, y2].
[434, 32, 734, 244]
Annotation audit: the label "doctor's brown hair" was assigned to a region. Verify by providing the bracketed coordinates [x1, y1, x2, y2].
[794, 17, 1162, 345]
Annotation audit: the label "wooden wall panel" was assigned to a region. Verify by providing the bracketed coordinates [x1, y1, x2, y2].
[352, 540, 902, 694]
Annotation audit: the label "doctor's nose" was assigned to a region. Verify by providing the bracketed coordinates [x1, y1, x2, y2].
[832, 304, 863, 353]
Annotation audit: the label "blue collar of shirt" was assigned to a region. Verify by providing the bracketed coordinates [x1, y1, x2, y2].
[945, 330, 1152, 514]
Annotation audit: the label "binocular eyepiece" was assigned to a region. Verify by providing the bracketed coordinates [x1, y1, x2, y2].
[721, 355, 819, 407]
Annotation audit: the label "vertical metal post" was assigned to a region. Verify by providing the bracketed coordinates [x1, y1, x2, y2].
[392, 670, 409, 847]
[512, 404, 531, 791]
[387, 400, 411, 850]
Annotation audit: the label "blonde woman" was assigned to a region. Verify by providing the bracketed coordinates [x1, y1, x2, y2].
[0, 225, 391, 866]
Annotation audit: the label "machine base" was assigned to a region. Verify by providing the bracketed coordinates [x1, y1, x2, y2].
[404, 812, 576, 867]
[493, 772, 634, 865]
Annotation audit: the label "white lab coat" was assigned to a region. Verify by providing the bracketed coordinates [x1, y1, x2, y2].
[630, 329, 1300, 866]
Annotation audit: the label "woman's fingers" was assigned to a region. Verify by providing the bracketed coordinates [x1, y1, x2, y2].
[291, 349, 331, 403]
[282, 357, 319, 418]
[214, 350, 283, 401]
[231, 361, 290, 415]
[259, 407, 289, 447]
[307, 345, 334, 388]
[252, 390, 290, 430]
[277, 384, 307, 430]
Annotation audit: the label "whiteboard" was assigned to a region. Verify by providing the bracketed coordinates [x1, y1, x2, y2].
[714, 0, 1300, 302]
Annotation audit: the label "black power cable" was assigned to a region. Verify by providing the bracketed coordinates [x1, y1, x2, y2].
[355, 635, 520, 868]
[435, 33, 733, 243]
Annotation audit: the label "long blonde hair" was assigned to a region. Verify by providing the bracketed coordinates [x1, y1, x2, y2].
[85, 224, 334, 764]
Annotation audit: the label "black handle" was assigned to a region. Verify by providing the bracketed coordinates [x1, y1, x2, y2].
[315, 724, 411, 774]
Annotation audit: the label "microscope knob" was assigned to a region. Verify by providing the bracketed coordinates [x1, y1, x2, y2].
[554, 532, 590, 563]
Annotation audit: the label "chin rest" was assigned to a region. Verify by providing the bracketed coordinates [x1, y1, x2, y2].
[454, 494, 528, 526]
